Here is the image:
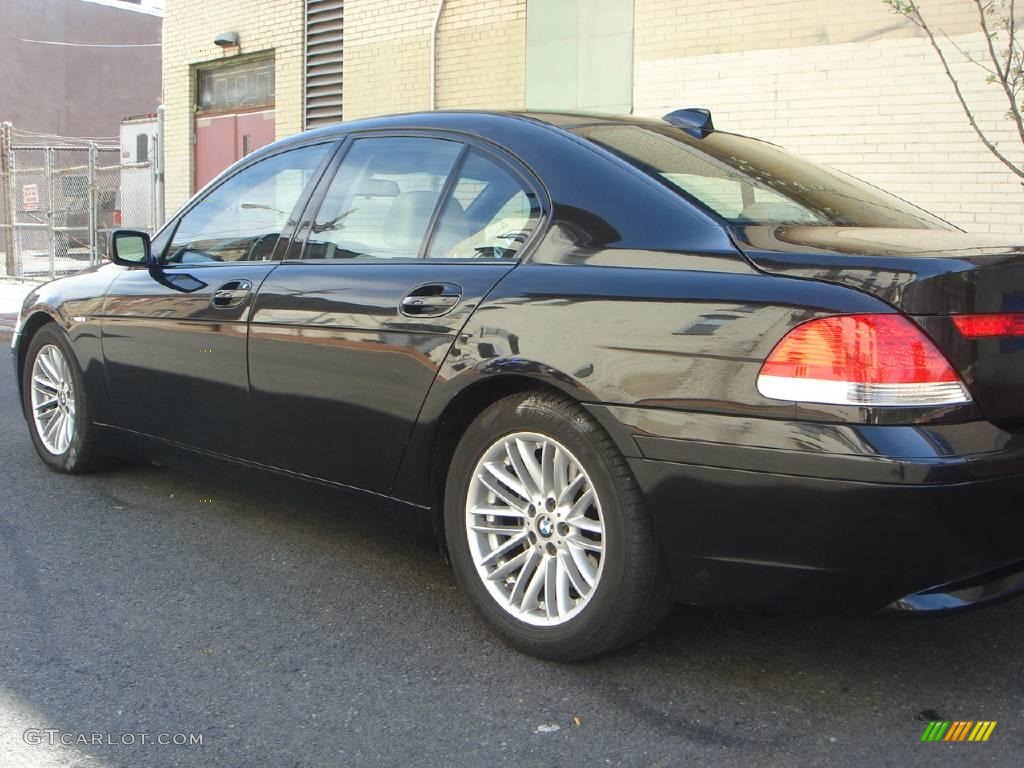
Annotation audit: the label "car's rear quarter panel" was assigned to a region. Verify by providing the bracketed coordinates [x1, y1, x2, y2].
[392, 257, 898, 507]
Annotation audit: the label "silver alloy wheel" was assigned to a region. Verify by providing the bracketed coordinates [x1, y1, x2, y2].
[30, 343, 76, 455]
[465, 431, 605, 626]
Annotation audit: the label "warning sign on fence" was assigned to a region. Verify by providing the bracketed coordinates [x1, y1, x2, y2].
[21, 183, 39, 211]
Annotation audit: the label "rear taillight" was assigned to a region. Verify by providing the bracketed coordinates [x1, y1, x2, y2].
[757, 314, 971, 406]
[952, 313, 1024, 338]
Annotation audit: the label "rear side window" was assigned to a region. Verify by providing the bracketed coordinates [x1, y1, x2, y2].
[304, 137, 462, 260]
[427, 151, 542, 260]
[574, 123, 949, 229]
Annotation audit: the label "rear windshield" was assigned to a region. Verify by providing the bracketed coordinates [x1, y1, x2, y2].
[573, 123, 949, 229]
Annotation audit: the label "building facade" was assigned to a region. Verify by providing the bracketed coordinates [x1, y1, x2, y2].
[0, 0, 162, 139]
[162, 0, 1024, 235]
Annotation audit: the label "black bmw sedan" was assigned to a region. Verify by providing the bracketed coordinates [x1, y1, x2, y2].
[13, 109, 1024, 660]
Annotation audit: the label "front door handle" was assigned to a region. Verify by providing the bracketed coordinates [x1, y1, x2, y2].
[211, 279, 252, 309]
[400, 282, 463, 317]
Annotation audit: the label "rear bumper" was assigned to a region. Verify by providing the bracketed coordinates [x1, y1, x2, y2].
[588, 404, 1024, 613]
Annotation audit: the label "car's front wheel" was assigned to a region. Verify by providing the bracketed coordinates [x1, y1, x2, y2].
[445, 391, 672, 660]
[22, 324, 107, 473]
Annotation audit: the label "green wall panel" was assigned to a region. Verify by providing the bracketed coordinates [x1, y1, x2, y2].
[525, 0, 634, 115]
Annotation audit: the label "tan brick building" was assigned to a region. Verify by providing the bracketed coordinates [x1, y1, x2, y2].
[162, 0, 306, 214]
[163, 0, 1024, 235]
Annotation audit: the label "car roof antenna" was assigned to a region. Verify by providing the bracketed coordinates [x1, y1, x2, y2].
[662, 108, 714, 138]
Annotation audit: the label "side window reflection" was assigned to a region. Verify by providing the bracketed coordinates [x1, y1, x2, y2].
[166, 144, 329, 264]
[428, 151, 541, 260]
[304, 137, 462, 260]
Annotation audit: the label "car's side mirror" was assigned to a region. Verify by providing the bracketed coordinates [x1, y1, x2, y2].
[108, 229, 152, 267]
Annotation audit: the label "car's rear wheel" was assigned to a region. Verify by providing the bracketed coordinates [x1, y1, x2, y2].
[445, 391, 672, 660]
[22, 324, 107, 473]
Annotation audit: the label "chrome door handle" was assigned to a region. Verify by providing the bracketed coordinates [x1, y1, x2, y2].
[401, 295, 459, 309]
[211, 279, 252, 309]
[399, 283, 463, 317]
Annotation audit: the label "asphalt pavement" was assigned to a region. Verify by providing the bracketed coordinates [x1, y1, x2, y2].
[1, 359, 1022, 767]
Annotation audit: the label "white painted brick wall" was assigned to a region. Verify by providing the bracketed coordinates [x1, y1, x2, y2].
[634, 0, 1024, 237]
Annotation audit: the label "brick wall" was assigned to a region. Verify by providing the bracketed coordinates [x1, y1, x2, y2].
[342, 1, 434, 120]
[162, 0, 304, 214]
[343, 0, 526, 119]
[163, 0, 1024, 236]
[633, 0, 1024, 236]
[435, 0, 526, 110]
[634, 0, 977, 60]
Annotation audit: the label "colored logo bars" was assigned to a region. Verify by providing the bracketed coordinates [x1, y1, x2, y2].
[921, 721, 997, 742]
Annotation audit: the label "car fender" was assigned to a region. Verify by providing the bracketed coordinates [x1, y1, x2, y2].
[13, 264, 122, 422]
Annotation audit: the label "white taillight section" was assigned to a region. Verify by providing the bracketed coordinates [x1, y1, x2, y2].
[756, 314, 972, 407]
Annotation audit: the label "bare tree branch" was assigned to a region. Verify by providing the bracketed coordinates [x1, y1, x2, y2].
[974, 0, 1024, 146]
[914, 2, 1024, 178]
[1007, 0, 1016, 79]
[942, 29, 1000, 75]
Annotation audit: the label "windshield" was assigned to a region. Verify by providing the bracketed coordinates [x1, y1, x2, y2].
[573, 123, 950, 229]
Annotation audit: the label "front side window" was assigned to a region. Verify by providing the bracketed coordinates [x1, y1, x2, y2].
[427, 151, 542, 260]
[304, 137, 462, 260]
[165, 144, 329, 264]
[574, 123, 950, 229]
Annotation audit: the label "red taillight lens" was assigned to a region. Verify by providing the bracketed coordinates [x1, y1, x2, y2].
[757, 314, 971, 406]
[113, 209, 122, 226]
[952, 313, 1024, 338]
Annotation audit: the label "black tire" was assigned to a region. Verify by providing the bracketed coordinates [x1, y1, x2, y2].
[21, 324, 108, 474]
[444, 390, 673, 661]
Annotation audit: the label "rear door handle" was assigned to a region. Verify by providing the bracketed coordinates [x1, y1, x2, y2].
[400, 282, 463, 317]
[211, 279, 253, 309]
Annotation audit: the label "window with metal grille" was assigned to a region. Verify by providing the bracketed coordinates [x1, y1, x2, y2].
[197, 58, 275, 114]
[305, 0, 343, 128]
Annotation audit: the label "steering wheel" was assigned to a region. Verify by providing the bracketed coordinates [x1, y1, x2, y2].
[244, 233, 280, 261]
[472, 245, 510, 259]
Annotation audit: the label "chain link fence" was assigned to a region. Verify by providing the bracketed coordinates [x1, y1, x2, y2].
[1, 127, 158, 281]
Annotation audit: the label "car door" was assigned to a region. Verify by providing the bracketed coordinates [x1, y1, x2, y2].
[248, 134, 545, 493]
[101, 141, 335, 459]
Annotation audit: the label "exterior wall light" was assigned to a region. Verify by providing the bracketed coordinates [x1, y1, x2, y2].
[214, 32, 240, 48]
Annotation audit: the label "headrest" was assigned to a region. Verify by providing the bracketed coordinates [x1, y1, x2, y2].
[383, 191, 439, 252]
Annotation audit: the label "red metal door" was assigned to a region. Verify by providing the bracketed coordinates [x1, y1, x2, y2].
[193, 109, 276, 192]
[194, 114, 237, 191]
[236, 110, 276, 160]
